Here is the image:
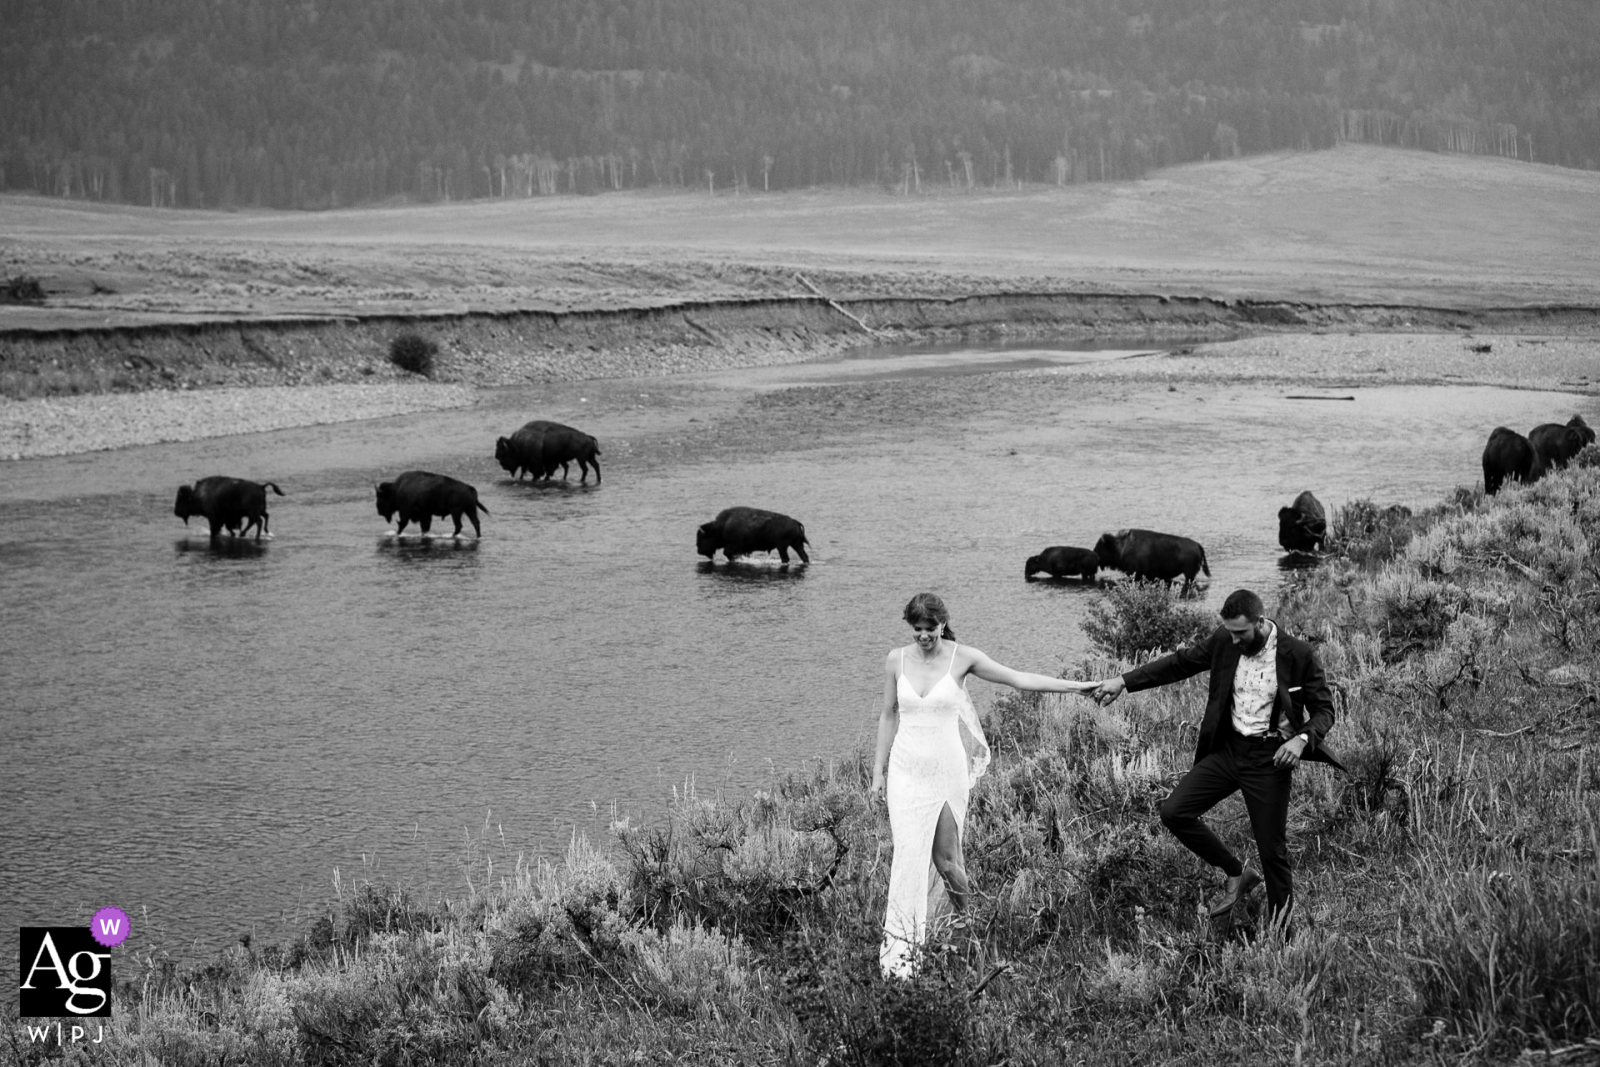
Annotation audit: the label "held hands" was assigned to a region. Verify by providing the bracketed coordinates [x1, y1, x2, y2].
[869, 769, 886, 811]
[1091, 676, 1126, 707]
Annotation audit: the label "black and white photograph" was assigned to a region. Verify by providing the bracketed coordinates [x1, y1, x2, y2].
[4, 0, 1598, 1061]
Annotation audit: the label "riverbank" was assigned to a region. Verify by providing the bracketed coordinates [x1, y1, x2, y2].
[52, 461, 1598, 1065]
[3, 324, 1595, 460]
[7, 144, 1600, 457]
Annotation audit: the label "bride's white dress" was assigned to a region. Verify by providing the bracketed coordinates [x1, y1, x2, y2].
[880, 643, 990, 979]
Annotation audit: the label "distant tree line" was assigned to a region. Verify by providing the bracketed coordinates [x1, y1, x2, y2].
[2, 0, 1596, 209]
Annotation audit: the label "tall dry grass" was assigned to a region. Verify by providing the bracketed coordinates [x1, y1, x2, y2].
[7, 463, 1597, 1065]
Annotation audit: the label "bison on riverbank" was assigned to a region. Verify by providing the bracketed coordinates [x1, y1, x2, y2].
[1482, 426, 1544, 495]
[1529, 414, 1594, 472]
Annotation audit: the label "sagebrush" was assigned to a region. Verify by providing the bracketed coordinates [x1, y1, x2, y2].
[387, 332, 438, 377]
[20, 466, 1598, 1066]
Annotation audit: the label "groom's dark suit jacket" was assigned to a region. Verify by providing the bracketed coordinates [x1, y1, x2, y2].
[1122, 622, 1344, 770]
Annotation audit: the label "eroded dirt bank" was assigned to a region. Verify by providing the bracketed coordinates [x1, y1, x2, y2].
[6, 291, 1600, 399]
[4, 292, 1598, 460]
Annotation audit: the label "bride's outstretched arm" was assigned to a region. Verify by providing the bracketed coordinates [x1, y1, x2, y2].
[962, 647, 1097, 693]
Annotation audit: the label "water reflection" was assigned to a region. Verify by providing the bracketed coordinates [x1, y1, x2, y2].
[1087, 572, 1216, 600]
[1022, 574, 1105, 589]
[174, 537, 271, 560]
[376, 535, 484, 566]
[1276, 552, 1325, 572]
[696, 559, 809, 581]
[499, 478, 602, 494]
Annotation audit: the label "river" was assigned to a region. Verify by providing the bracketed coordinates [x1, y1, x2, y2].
[2, 338, 1590, 964]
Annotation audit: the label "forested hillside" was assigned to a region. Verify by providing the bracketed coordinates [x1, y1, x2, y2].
[4, 0, 1597, 209]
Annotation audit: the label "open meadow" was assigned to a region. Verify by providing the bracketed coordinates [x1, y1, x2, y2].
[4, 144, 1600, 330]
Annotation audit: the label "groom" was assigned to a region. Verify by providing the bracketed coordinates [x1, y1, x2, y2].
[1092, 588, 1342, 931]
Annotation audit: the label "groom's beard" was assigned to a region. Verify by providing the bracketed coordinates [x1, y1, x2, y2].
[1238, 629, 1268, 657]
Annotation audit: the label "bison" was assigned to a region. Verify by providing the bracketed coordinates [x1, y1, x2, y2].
[1093, 528, 1210, 589]
[495, 420, 602, 484]
[1277, 490, 1327, 554]
[697, 506, 810, 564]
[1024, 545, 1099, 581]
[376, 471, 489, 537]
[1528, 414, 1595, 472]
[174, 476, 285, 544]
[1482, 426, 1544, 495]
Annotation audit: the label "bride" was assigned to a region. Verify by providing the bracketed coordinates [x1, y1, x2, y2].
[871, 592, 1096, 978]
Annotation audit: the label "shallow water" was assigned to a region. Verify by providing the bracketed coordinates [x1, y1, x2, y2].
[2, 341, 1591, 962]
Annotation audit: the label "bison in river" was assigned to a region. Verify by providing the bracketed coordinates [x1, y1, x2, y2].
[376, 471, 489, 537]
[174, 476, 285, 544]
[697, 507, 810, 564]
[495, 420, 602, 484]
[1093, 528, 1210, 589]
[1278, 490, 1327, 554]
[1024, 545, 1099, 581]
[1528, 414, 1594, 472]
[1481, 426, 1544, 495]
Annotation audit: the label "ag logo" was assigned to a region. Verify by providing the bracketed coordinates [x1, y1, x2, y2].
[19, 928, 112, 1017]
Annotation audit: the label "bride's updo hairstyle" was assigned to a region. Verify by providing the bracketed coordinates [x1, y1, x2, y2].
[903, 592, 956, 641]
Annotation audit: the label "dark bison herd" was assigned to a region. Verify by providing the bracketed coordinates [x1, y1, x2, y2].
[1482, 415, 1593, 495]
[172, 408, 1594, 577]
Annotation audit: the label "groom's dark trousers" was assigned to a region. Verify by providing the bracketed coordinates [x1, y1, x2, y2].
[1160, 724, 1294, 918]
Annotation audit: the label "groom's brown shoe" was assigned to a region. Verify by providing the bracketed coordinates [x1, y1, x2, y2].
[1208, 868, 1263, 917]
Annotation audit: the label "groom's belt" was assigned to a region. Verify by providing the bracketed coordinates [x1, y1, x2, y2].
[1232, 731, 1288, 745]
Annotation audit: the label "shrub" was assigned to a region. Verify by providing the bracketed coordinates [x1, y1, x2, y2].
[1053, 818, 1196, 940]
[341, 883, 438, 943]
[1082, 580, 1215, 660]
[1368, 570, 1469, 661]
[290, 931, 508, 1065]
[1327, 497, 1419, 567]
[614, 775, 857, 947]
[778, 927, 975, 1067]
[625, 918, 753, 1018]
[1, 275, 45, 304]
[387, 332, 437, 377]
[486, 839, 636, 992]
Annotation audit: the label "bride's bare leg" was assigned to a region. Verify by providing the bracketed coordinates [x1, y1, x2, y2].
[931, 803, 970, 912]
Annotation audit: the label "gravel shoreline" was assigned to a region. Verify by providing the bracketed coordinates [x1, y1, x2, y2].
[0, 382, 475, 460]
[2, 330, 1595, 461]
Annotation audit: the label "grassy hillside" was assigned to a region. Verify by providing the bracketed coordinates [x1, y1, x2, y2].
[4, 146, 1600, 332]
[15, 457, 1596, 1065]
